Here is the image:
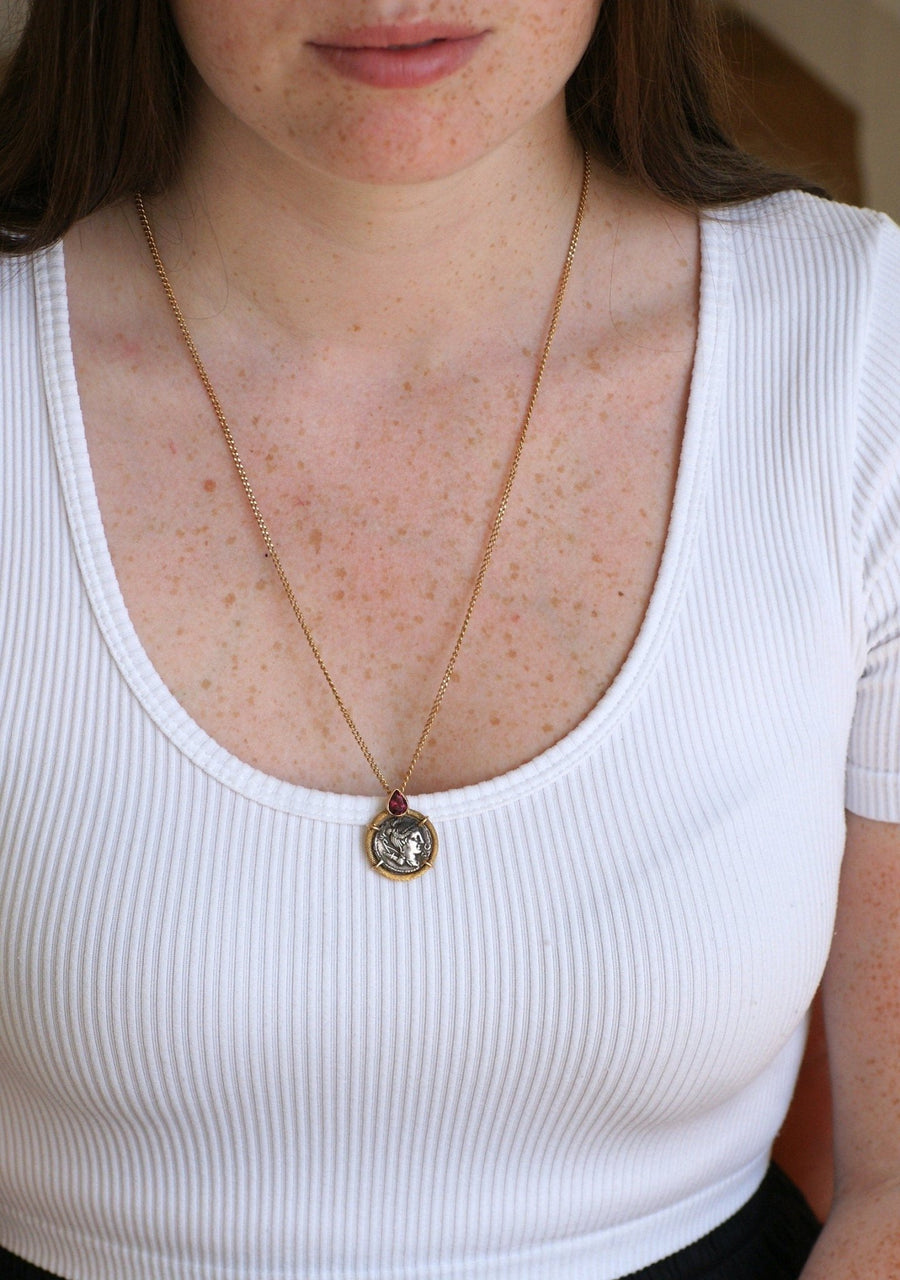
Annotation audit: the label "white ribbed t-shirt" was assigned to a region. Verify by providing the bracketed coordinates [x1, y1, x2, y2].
[1, 193, 900, 1280]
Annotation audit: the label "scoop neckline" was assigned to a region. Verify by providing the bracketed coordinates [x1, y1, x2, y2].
[36, 211, 732, 825]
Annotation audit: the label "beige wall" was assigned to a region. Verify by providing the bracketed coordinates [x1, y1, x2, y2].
[731, 0, 900, 218]
[0, 0, 23, 54]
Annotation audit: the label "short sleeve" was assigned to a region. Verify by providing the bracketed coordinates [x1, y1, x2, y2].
[845, 215, 900, 821]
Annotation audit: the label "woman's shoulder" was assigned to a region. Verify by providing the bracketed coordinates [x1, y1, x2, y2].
[0, 242, 68, 384]
[0, 239, 61, 317]
[703, 189, 900, 332]
[0, 243, 68, 449]
[705, 189, 897, 278]
[706, 187, 896, 241]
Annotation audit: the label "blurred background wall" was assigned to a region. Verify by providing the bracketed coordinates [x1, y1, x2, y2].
[721, 0, 900, 218]
[0, 0, 21, 54]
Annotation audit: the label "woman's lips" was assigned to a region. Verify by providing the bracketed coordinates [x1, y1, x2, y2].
[309, 25, 488, 88]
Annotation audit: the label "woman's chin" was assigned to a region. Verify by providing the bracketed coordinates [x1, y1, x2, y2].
[280, 105, 564, 190]
[284, 124, 514, 189]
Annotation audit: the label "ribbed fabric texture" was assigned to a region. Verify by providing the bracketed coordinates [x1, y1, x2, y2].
[0, 193, 899, 1280]
[0, 1165, 824, 1280]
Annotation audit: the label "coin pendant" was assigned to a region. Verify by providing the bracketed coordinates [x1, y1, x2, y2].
[366, 805, 438, 880]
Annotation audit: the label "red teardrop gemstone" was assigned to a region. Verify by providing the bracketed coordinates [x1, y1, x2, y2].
[388, 790, 409, 816]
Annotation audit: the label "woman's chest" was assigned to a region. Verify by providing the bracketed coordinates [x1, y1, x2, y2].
[75, 329, 691, 796]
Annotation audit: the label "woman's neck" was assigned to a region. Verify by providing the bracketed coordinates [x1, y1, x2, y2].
[141, 95, 594, 364]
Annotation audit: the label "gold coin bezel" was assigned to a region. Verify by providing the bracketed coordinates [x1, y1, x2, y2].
[365, 808, 438, 880]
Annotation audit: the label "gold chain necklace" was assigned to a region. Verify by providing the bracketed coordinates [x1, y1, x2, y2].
[135, 154, 589, 880]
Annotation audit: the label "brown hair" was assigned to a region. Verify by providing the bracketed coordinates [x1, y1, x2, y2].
[0, 0, 820, 254]
[567, 0, 819, 204]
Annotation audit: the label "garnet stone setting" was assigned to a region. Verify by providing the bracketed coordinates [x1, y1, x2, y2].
[388, 789, 409, 816]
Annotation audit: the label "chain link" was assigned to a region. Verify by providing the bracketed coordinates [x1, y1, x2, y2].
[135, 153, 590, 800]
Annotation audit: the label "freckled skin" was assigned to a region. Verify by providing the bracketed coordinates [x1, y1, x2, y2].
[65, 0, 698, 798]
[168, 0, 600, 185]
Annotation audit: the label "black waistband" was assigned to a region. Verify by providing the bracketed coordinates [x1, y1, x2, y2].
[623, 1163, 821, 1279]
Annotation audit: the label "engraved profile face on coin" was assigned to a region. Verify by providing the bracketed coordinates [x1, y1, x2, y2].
[366, 811, 437, 879]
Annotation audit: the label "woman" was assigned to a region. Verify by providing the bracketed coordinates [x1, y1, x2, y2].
[0, 0, 898, 1276]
